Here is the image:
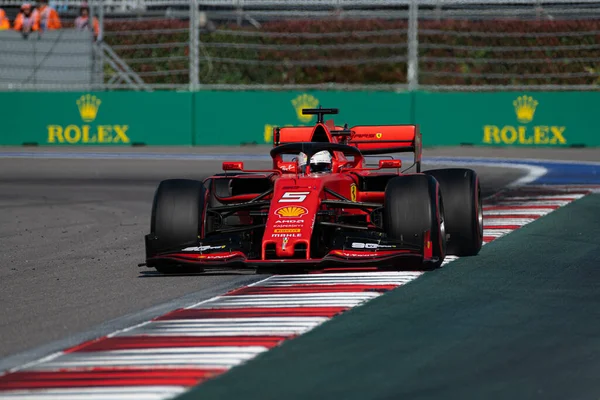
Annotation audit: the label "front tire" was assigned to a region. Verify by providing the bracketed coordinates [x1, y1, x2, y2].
[146, 179, 207, 274]
[423, 168, 483, 256]
[383, 174, 446, 269]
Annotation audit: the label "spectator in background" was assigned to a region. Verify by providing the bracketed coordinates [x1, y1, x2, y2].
[14, 3, 39, 38]
[37, 0, 62, 32]
[0, 8, 10, 30]
[75, 2, 101, 41]
[49, 0, 67, 14]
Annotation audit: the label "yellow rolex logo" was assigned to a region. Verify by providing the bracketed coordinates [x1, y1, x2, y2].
[263, 93, 319, 144]
[513, 95, 538, 124]
[292, 94, 319, 123]
[76, 94, 101, 123]
[47, 94, 131, 144]
[483, 94, 566, 146]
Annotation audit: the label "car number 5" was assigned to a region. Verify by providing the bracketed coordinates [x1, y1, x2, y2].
[279, 191, 310, 203]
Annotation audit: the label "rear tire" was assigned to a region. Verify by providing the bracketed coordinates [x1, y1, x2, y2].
[424, 168, 483, 256]
[146, 179, 207, 274]
[384, 174, 446, 269]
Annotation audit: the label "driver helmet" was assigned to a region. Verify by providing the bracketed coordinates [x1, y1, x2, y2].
[299, 150, 332, 174]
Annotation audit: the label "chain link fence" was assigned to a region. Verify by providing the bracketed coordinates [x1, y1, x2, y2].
[0, 0, 599, 91]
[417, 3, 600, 90]
[102, 14, 191, 90]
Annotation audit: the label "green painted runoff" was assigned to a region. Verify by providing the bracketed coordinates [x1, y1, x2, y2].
[176, 194, 600, 400]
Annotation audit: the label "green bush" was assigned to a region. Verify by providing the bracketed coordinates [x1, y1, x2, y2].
[103, 18, 600, 86]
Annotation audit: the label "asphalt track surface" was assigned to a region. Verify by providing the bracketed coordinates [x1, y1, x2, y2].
[0, 147, 596, 369]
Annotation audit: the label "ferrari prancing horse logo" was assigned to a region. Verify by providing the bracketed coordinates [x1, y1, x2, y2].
[350, 184, 357, 202]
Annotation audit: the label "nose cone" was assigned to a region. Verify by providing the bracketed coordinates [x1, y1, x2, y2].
[263, 178, 322, 259]
[267, 205, 312, 258]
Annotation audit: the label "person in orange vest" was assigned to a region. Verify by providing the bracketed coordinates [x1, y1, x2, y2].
[74, 2, 101, 41]
[0, 8, 10, 30]
[14, 3, 39, 38]
[36, 0, 61, 31]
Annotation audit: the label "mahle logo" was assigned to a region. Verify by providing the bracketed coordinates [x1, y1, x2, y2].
[264, 93, 320, 143]
[483, 95, 566, 145]
[47, 94, 130, 144]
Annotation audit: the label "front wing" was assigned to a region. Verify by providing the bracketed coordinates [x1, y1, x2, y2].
[145, 239, 437, 272]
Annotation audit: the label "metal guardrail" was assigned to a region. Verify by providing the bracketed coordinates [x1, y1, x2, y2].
[2, 0, 600, 9]
[0, 0, 140, 11]
[101, 42, 150, 90]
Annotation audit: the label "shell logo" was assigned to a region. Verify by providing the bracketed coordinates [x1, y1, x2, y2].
[275, 206, 308, 218]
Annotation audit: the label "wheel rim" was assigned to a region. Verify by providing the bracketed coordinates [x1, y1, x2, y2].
[476, 185, 483, 239]
[439, 192, 447, 253]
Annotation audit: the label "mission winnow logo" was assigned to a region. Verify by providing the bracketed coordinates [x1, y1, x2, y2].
[483, 95, 567, 145]
[47, 94, 131, 144]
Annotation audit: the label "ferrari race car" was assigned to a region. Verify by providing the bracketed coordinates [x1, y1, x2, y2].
[143, 108, 483, 274]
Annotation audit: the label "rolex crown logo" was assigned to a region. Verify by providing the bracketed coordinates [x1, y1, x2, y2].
[292, 94, 319, 123]
[513, 95, 538, 124]
[76, 94, 101, 122]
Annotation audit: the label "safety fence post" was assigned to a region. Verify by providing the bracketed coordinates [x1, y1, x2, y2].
[189, 0, 200, 91]
[407, 0, 419, 91]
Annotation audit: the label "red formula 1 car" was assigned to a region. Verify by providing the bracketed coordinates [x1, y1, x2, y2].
[144, 108, 483, 274]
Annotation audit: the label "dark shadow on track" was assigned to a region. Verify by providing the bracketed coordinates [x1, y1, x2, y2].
[138, 270, 260, 278]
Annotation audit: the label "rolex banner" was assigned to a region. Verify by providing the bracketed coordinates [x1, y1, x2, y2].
[193, 91, 412, 145]
[414, 91, 599, 147]
[0, 92, 193, 145]
[0, 91, 597, 147]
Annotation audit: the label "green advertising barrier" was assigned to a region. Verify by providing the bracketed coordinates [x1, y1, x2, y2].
[414, 91, 599, 147]
[193, 91, 413, 145]
[1, 91, 598, 147]
[0, 92, 193, 145]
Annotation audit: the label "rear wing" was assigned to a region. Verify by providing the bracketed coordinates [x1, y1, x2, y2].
[273, 127, 314, 145]
[273, 123, 422, 172]
[348, 125, 422, 172]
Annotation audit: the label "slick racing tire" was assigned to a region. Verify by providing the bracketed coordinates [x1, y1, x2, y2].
[424, 168, 483, 257]
[383, 174, 446, 270]
[146, 179, 206, 274]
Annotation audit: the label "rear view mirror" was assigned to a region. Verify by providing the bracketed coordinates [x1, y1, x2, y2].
[379, 159, 402, 169]
[222, 161, 244, 171]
